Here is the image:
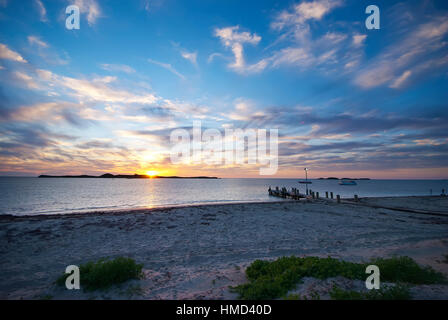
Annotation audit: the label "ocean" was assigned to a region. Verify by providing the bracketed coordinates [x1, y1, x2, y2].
[0, 177, 447, 216]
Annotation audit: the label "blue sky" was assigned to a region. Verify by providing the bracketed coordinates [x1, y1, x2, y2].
[0, 0, 448, 178]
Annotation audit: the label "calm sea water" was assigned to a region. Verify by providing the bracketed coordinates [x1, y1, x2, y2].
[0, 177, 447, 216]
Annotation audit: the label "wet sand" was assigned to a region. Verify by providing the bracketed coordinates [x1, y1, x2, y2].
[1, 196, 448, 299]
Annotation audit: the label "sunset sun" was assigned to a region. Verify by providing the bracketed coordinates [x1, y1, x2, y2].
[146, 170, 158, 177]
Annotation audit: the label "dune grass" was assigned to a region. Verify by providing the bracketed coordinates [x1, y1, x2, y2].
[56, 257, 143, 291]
[232, 256, 446, 300]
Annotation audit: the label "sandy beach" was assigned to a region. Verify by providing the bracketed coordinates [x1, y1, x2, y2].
[1, 196, 448, 300]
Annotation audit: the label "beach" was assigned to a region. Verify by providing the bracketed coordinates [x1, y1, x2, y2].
[1, 196, 448, 300]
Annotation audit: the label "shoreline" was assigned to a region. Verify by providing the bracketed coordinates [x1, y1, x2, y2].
[0, 199, 293, 220]
[1, 195, 447, 220]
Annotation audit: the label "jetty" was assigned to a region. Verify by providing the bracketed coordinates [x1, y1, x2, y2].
[268, 186, 306, 200]
[268, 185, 448, 217]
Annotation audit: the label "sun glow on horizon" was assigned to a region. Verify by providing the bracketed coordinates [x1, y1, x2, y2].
[146, 170, 159, 177]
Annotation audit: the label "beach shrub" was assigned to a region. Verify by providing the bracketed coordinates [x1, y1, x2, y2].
[233, 256, 365, 300]
[329, 284, 411, 300]
[56, 257, 143, 291]
[370, 256, 446, 284]
[233, 255, 445, 300]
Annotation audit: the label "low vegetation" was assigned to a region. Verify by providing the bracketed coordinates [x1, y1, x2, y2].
[232, 256, 445, 300]
[57, 257, 143, 291]
[329, 284, 411, 300]
[369, 256, 445, 284]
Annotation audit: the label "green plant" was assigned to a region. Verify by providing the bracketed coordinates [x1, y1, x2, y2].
[234, 256, 365, 299]
[56, 257, 143, 291]
[233, 255, 445, 300]
[329, 284, 411, 300]
[284, 293, 302, 300]
[370, 256, 446, 284]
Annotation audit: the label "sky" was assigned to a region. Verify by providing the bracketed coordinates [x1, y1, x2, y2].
[0, 0, 447, 179]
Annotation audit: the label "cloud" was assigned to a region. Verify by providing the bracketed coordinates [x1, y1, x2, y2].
[266, 1, 365, 73]
[27, 36, 69, 65]
[28, 36, 49, 48]
[355, 15, 448, 89]
[215, 26, 261, 46]
[34, 0, 48, 22]
[0, 43, 27, 63]
[58, 74, 158, 103]
[267, 36, 357, 71]
[75, 140, 116, 150]
[220, 102, 448, 142]
[352, 34, 367, 47]
[181, 51, 198, 67]
[100, 63, 135, 74]
[13, 71, 39, 89]
[207, 52, 227, 63]
[5, 64, 214, 131]
[73, 0, 101, 25]
[0, 101, 87, 126]
[147, 58, 185, 80]
[389, 70, 412, 89]
[271, 0, 342, 32]
[270, 47, 312, 68]
[226, 98, 260, 121]
[0, 124, 76, 149]
[214, 26, 265, 74]
[9, 68, 159, 104]
[212, 2, 361, 76]
[269, 107, 448, 172]
[295, 0, 341, 20]
[144, 0, 151, 12]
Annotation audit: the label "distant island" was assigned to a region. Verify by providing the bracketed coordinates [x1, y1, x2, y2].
[38, 173, 219, 179]
[318, 177, 371, 180]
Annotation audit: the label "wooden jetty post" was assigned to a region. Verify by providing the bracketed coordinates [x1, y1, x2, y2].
[316, 192, 319, 199]
[337, 195, 341, 203]
[325, 191, 328, 198]
[330, 192, 334, 199]
[354, 194, 359, 202]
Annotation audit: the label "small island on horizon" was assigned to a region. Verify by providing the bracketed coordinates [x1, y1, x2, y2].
[38, 173, 219, 179]
[318, 177, 371, 180]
